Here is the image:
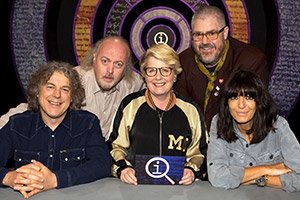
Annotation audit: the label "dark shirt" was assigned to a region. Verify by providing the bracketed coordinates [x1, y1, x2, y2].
[0, 110, 112, 188]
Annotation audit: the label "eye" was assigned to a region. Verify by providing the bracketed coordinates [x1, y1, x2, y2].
[161, 67, 170, 73]
[62, 87, 70, 93]
[193, 32, 202, 37]
[230, 96, 238, 100]
[114, 62, 124, 68]
[46, 84, 54, 90]
[101, 58, 109, 65]
[245, 96, 254, 100]
[207, 32, 217, 37]
[147, 68, 156, 73]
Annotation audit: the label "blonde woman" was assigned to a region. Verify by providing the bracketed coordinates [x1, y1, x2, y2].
[108, 44, 208, 185]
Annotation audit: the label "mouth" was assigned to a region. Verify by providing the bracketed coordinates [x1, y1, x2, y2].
[199, 44, 215, 53]
[103, 75, 114, 82]
[153, 82, 166, 87]
[236, 112, 249, 116]
[49, 101, 62, 106]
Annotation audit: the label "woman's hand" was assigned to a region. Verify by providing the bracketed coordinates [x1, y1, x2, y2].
[265, 163, 292, 176]
[179, 168, 195, 185]
[120, 167, 137, 185]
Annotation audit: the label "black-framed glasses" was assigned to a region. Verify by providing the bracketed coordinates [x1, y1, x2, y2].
[191, 26, 226, 41]
[144, 67, 173, 77]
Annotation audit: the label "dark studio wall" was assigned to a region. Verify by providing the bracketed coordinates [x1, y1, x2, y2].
[2, 0, 299, 141]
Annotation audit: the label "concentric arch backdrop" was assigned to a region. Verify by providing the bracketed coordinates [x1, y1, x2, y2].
[10, 0, 299, 117]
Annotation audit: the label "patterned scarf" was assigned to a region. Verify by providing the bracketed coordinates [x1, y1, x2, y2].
[195, 40, 229, 113]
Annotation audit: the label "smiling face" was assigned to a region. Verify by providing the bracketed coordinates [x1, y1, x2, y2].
[93, 38, 128, 91]
[228, 95, 256, 131]
[38, 71, 72, 126]
[145, 56, 176, 100]
[192, 16, 229, 68]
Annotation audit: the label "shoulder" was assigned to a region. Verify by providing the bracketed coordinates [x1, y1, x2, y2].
[273, 115, 289, 130]
[9, 110, 36, 123]
[175, 92, 199, 108]
[120, 89, 146, 108]
[179, 48, 195, 62]
[121, 70, 145, 91]
[6, 111, 38, 135]
[179, 47, 194, 58]
[211, 114, 219, 124]
[73, 65, 89, 77]
[69, 110, 99, 130]
[228, 37, 264, 56]
[175, 92, 204, 117]
[70, 110, 98, 123]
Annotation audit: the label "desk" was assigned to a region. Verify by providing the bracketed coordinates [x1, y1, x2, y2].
[0, 178, 298, 200]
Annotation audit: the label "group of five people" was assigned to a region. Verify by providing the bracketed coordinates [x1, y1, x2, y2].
[0, 5, 299, 198]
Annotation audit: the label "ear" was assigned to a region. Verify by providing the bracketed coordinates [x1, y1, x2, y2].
[173, 75, 177, 83]
[93, 52, 97, 64]
[223, 26, 229, 40]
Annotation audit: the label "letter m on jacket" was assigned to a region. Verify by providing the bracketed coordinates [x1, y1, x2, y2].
[168, 134, 189, 152]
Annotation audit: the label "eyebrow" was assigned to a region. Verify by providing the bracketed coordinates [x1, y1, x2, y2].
[101, 56, 125, 63]
[46, 82, 71, 89]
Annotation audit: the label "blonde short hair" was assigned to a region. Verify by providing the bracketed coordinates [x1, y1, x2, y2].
[139, 44, 182, 78]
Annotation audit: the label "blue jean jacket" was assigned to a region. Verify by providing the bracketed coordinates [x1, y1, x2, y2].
[0, 110, 112, 188]
[207, 115, 300, 192]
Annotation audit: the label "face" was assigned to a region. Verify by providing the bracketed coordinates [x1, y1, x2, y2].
[145, 56, 176, 99]
[192, 16, 229, 68]
[38, 72, 72, 124]
[228, 95, 256, 129]
[93, 38, 128, 91]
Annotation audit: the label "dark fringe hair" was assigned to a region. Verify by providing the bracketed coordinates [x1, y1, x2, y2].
[217, 70, 278, 144]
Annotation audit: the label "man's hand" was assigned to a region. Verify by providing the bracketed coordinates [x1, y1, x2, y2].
[2, 161, 43, 198]
[3, 160, 57, 198]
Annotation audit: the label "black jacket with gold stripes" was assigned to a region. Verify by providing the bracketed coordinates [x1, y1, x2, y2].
[108, 89, 208, 179]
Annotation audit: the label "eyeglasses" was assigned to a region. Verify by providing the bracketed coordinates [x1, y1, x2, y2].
[191, 26, 226, 41]
[144, 67, 173, 77]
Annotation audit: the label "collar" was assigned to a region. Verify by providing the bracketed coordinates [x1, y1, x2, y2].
[145, 89, 176, 111]
[36, 111, 72, 131]
[195, 39, 230, 77]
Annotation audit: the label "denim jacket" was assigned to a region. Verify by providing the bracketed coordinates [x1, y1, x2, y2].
[207, 115, 300, 192]
[0, 110, 112, 188]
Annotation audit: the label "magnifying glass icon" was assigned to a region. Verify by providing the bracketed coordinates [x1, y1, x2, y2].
[145, 157, 175, 184]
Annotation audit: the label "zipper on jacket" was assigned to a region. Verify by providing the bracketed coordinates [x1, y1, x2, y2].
[158, 112, 164, 156]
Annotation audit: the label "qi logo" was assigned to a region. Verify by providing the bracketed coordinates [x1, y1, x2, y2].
[154, 32, 169, 44]
[145, 157, 175, 184]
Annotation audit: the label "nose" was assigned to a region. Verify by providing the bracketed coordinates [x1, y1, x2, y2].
[53, 88, 61, 98]
[201, 35, 210, 44]
[237, 97, 246, 109]
[107, 62, 114, 74]
[154, 70, 163, 80]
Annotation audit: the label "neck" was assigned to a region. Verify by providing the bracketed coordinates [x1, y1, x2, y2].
[237, 121, 253, 144]
[41, 113, 66, 131]
[149, 91, 172, 111]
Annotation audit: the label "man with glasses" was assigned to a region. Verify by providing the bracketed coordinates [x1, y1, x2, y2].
[174, 5, 269, 131]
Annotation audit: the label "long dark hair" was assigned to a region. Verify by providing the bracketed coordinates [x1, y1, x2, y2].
[217, 70, 278, 144]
